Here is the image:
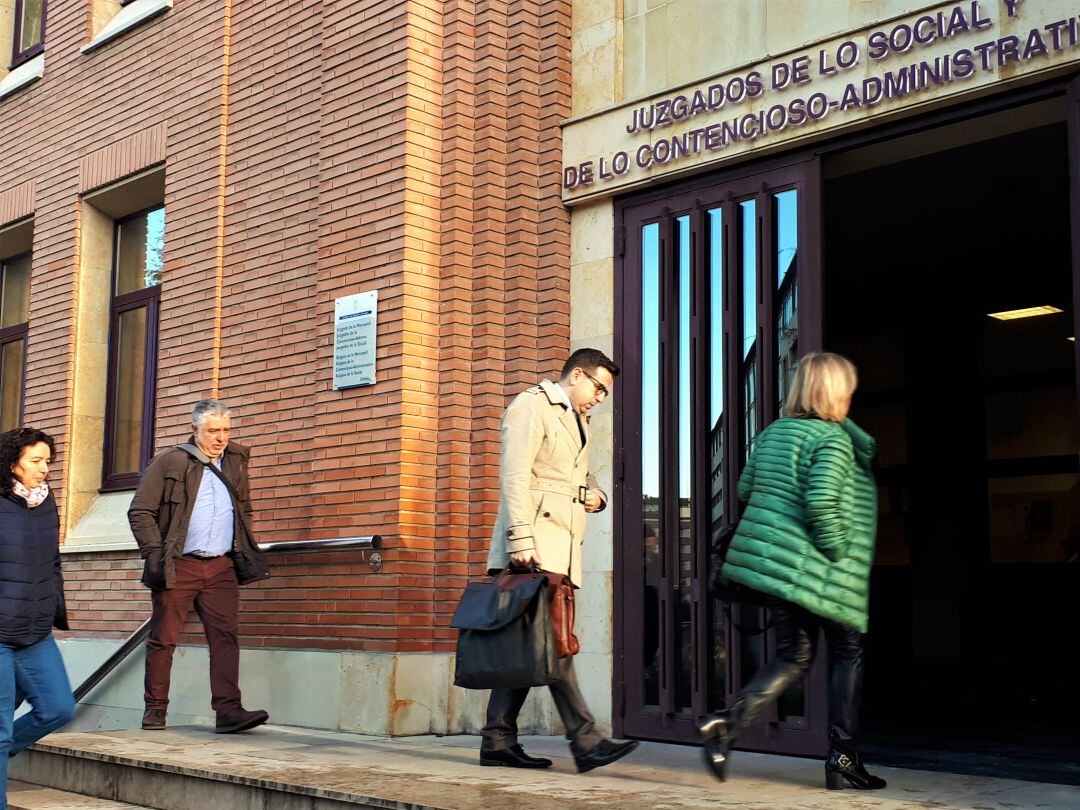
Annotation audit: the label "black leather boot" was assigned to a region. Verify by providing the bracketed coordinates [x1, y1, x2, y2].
[699, 709, 739, 782]
[825, 740, 887, 790]
[698, 658, 804, 782]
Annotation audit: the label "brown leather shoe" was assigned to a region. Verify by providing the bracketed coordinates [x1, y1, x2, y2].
[214, 707, 269, 734]
[142, 709, 167, 730]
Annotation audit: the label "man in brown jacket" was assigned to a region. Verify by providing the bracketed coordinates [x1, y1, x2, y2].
[128, 399, 270, 733]
[480, 348, 639, 774]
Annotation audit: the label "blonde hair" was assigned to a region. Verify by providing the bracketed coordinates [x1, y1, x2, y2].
[783, 352, 858, 422]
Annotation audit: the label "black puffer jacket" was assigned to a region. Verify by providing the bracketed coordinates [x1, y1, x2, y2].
[0, 490, 68, 647]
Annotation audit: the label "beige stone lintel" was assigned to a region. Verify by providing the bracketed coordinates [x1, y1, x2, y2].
[81, 0, 173, 55]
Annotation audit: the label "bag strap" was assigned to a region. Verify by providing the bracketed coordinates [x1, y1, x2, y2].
[721, 602, 775, 635]
[176, 445, 243, 507]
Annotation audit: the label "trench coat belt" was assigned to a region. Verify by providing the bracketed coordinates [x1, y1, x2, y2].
[531, 478, 589, 503]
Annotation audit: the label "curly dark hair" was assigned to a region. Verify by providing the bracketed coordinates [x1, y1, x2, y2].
[0, 427, 56, 494]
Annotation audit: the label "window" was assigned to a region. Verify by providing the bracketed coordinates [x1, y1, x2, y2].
[0, 253, 29, 431]
[102, 205, 162, 490]
[11, 0, 45, 67]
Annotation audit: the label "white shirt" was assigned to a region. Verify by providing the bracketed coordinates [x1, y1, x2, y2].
[554, 381, 586, 446]
[553, 381, 574, 411]
[182, 458, 234, 556]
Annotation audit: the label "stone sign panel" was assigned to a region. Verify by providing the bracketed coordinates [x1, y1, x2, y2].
[562, 0, 1080, 203]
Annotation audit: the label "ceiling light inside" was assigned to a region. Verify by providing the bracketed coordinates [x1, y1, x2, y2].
[987, 305, 1063, 321]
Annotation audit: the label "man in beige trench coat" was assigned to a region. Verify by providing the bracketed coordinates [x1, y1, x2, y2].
[480, 348, 639, 774]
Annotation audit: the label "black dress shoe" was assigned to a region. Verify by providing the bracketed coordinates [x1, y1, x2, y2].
[573, 739, 639, 774]
[480, 744, 553, 768]
[825, 744, 887, 790]
[214, 707, 269, 734]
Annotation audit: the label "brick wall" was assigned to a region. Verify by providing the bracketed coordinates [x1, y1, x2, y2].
[6, 0, 571, 653]
[1, 0, 231, 523]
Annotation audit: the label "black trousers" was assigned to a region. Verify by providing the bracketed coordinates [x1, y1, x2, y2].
[481, 656, 603, 756]
[731, 601, 865, 743]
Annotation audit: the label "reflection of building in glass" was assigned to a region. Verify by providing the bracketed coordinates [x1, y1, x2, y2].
[743, 363, 757, 459]
[642, 495, 695, 589]
[678, 497, 692, 591]
[775, 191, 799, 412]
[710, 415, 724, 535]
[776, 282, 798, 410]
[642, 496, 661, 705]
[643, 496, 661, 584]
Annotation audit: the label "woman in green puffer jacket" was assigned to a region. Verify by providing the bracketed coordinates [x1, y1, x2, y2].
[699, 352, 887, 792]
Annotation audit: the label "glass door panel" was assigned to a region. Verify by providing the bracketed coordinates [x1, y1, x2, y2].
[675, 215, 694, 713]
[772, 188, 807, 725]
[739, 200, 758, 458]
[641, 221, 662, 708]
[707, 208, 728, 711]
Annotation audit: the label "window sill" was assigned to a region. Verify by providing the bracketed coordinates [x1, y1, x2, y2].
[62, 491, 139, 555]
[99, 480, 140, 493]
[81, 0, 173, 55]
[0, 54, 44, 101]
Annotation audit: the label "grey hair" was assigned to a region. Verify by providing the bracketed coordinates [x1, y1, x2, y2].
[191, 398, 231, 426]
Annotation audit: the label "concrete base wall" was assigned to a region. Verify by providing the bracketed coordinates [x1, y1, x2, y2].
[57, 639, 613, 740]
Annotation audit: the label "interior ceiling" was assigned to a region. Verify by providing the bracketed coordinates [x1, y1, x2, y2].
[823, 97, 1067, 178]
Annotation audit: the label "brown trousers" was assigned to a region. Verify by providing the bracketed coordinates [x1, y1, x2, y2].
[144, 555, 242, 716]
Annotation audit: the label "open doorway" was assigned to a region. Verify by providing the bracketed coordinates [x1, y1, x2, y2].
[824, 100, 1080, 783]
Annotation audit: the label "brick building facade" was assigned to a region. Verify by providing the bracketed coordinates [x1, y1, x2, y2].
[1, 0, 579, 734]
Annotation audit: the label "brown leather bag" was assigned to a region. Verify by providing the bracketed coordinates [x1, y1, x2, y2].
[545, 573, 580, 658]
[497, 569, 580, 658]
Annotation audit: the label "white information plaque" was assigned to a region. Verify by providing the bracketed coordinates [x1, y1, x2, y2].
[333, 290, 378, 389]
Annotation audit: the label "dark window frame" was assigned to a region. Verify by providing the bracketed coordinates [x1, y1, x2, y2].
[100, 205, 163, 492]
[0, 252, 31, 431]
[11, 0, 46, 69]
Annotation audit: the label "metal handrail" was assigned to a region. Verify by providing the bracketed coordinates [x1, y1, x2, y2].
[69, 536, 384, 704]
[255, 535, 382, 553]
[73, 618, 152, 702]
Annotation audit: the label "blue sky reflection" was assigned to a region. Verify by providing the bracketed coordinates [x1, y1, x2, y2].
[642, 222, 660, 499]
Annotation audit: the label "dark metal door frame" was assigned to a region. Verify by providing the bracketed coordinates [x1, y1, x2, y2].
[613, 158, 826, 754]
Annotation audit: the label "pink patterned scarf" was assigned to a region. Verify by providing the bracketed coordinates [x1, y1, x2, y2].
[13, 480, 49, 508]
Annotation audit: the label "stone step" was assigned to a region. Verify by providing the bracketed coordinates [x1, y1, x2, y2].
[8, 726, 467, 810]
[6, 781, 153, 810]
[10, 725, 1080, 810]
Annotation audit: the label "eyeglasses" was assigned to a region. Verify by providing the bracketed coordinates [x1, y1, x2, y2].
[581, 369, 609, 398]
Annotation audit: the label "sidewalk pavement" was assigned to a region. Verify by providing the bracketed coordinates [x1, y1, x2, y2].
[17, 725, 1080, 809]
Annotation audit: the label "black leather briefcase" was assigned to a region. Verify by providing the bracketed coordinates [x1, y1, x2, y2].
[451, 571, 558, 690]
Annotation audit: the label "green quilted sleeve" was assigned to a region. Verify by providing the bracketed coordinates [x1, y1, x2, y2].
[804, 432, 854, 562]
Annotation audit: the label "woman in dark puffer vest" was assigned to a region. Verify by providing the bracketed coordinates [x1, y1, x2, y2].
[1, 428, 75, 808]
[699, 353, 886, 791]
